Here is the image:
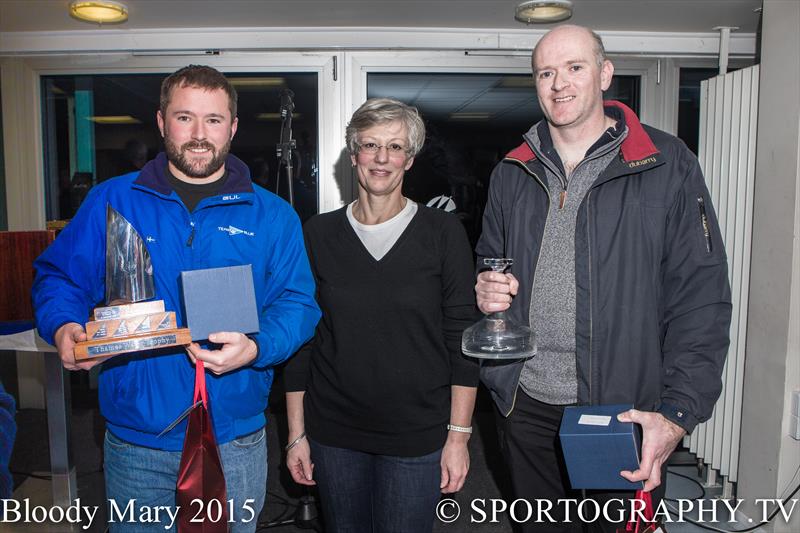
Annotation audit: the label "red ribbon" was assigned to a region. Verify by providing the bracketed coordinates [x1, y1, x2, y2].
[176, 360, 229, 532]
[625, 490, 654, 533]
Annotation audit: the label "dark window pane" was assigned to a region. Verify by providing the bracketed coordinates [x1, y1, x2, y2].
[678, 68, 719, 155]
[41, 73, 319, 222]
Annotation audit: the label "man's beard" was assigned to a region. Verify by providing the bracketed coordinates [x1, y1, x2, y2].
[164, 137, 231, 179]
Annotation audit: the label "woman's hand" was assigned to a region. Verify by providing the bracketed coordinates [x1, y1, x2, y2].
[285, 391, 314, 485]
[440, 432, 470, 494]
[287, 436, 316, 486]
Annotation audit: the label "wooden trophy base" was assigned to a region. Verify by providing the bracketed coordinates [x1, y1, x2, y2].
[74, 301, 192, 360]
[74, 328, 192, 360]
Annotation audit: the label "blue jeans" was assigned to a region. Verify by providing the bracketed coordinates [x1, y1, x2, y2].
[309, 437, 442, 533]
[104, 427, 267, 532]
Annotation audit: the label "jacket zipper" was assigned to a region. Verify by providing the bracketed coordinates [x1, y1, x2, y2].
[586, 190, 593, 405]
[578, 150, 628, 406]
[568, 147, 623, 405]
[186, 221, 196, 247]
[534, 156, 567, 210]
[570, 140, 635, 406]
[546, 146, 617, 211]
[555, 170, 567, 209]
[505, 163, 551, 417]
[697, 196, 713, 253]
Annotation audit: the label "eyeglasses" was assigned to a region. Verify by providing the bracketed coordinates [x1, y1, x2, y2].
[356, 141, 410, 155]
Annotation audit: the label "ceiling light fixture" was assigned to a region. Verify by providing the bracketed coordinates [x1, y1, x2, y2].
[229, 78, 287, 88]
[257, 113, 303, 121]
[88, 115, 141, 124]
[515, 0, 573, 24]
[69, 1, 129, 24]
[498, 77, 537, 88]
[449, 112, 492, 121]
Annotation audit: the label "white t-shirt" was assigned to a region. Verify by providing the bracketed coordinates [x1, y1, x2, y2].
[346, 199, 418, 260]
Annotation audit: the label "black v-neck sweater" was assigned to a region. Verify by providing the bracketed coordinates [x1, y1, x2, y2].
[284, 205, 479, 456]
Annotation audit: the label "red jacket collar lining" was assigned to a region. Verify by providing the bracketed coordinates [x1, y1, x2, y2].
[505, 100, 660, 164]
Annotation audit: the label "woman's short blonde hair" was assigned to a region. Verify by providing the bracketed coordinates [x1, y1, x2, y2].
[346, 98, 426, 157]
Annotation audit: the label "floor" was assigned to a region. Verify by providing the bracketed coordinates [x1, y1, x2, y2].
[4, 380, 770, 533]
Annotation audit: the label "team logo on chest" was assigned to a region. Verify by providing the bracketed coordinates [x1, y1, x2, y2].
[218, 225, 255, 237]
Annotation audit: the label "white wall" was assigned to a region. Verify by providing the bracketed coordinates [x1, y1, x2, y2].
[738, 1, 800, 531]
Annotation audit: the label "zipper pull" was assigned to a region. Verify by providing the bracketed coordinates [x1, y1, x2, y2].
[559, 190, 567, 209]
[697, 196, 712, 253]
[186, 222, 195, 247]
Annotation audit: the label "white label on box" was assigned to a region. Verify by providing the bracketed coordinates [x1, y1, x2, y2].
[578, 414, 612, 426]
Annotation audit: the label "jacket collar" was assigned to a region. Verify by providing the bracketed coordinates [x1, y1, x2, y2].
[505, 100, 660, 166]
[133, 152, 254, 197]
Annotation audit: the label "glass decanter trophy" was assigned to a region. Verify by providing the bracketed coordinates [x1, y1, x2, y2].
[73, 205, 191, 360]
[462, 258, 537, 359]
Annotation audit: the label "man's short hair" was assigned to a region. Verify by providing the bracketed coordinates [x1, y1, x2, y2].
[532, 25, 608, 72]
[346, 98, 426, 157]
[588, 29, 607, 66]
[160, 65, 238, 119]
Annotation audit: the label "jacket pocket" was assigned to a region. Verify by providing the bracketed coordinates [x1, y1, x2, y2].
[696, 195, 714, 254]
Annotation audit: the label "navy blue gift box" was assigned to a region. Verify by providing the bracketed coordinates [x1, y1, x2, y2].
[181, 264, 260, 342]
[558, 404, 643, 491]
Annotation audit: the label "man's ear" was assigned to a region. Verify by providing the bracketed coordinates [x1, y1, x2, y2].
[156, 110, 165, 137]
[230, 116, 239, 140]
[600, 59, 615, 91]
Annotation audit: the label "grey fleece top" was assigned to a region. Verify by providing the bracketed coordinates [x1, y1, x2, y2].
[519, 120, 628, 405]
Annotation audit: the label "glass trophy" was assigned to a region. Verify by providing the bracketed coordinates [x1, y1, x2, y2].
[462, 258, 537, 360]
[73, 205, 191, 360]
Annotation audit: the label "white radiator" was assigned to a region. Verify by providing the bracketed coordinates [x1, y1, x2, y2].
[686, 65, 759, 484]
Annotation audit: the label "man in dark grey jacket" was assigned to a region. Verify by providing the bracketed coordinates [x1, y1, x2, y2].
[475, 25, 731, 532]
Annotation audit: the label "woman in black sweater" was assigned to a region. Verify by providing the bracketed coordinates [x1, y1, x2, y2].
[283, 98, 479, 533]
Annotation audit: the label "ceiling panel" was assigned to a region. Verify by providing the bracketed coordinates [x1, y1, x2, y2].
[0, 1, 761, 34]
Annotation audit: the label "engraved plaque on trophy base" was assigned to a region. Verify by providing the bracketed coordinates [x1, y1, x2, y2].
[74, 300, 191, 360]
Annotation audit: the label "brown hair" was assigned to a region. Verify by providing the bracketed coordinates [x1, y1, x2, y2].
[159, 65, 238, 119]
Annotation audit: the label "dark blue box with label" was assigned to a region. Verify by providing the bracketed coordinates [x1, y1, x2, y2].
[558, 404, 643, 490]
[181, 264, 260, 341]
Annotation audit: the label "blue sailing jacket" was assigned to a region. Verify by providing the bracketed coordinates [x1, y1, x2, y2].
[33, 153, 320, 450]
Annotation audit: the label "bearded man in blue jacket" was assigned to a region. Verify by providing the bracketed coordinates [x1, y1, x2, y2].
[32, 65, 320, 532]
